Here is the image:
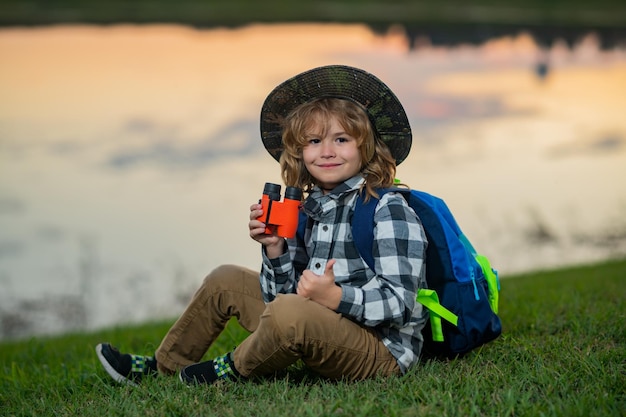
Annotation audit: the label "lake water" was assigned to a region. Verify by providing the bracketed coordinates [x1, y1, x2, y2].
[1, 24, 625, 340]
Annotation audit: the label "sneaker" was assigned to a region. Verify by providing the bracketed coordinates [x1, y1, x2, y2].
[95, 343, 157, 386]
[179, 352, 240, 385]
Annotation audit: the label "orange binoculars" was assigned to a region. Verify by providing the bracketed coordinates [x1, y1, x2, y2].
[257, 183, 302, 238]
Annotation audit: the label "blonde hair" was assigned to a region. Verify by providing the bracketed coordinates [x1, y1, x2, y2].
[279, 98, 397, 200]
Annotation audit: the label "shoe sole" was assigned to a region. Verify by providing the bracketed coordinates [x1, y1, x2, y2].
[179, 367, 194, 386]
[95, 344, 138, 387]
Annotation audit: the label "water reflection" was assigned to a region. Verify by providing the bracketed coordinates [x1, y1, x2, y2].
[1, 24, 625, 339]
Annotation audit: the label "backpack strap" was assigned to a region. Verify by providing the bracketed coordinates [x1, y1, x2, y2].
[417, 289, 458, 342]
[350, 189, 388, 273]
[296, 210, 308, 242]
[475, 255, 500, 314]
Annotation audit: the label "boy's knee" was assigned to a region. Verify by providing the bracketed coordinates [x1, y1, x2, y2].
[199, 264, 263, 310]
[203, 264, 239, 286]
[202, 264, 257, 290]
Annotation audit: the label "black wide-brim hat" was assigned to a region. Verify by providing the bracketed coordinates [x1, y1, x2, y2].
[260, 65, 412, 165]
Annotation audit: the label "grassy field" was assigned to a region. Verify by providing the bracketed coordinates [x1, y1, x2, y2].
[1, 259, 624, 416]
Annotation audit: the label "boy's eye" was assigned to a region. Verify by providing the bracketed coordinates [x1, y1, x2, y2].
[308, 138, 321, 144]
[336, 136, 350, 143]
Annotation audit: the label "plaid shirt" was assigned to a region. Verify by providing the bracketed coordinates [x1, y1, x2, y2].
[260, 175, 428, 373]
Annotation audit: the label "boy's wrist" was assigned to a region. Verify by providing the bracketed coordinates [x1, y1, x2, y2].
[263, 239, 285, 259]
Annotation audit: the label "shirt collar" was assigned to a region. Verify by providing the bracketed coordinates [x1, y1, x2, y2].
[303, 174, 365, 218]
[309, 174, 365, 199]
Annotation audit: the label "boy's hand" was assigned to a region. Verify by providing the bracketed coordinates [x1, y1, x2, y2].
[297, 259, 342, 310]
[249, 203, 284, 257]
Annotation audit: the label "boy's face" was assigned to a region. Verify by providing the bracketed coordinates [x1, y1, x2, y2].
[302, 115, 362, 193]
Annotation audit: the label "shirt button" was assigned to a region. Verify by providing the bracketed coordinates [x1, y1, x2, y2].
[323, 225, 328, 231]
[315, 263, 321, 269]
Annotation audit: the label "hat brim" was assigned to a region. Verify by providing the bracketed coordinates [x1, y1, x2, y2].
[260, 65, 412, 165]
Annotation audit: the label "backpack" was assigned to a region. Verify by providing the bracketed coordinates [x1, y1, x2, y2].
[298, 188, 502, 358]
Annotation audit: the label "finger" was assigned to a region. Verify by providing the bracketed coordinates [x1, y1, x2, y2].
[250, 208, 264, 220]
[296, 279, 309, 298]
[325, 259, 336, 274]
[249, 219, 265, 230]
[250, 227, 271, 241]
[249, 226, 261, 236]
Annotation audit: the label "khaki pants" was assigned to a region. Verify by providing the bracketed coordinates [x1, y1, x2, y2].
[155, 264, 401, 381]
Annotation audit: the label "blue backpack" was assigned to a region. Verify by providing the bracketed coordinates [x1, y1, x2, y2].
[299, 188, 502, 358]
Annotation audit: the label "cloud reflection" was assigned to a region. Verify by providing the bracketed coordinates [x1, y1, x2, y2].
[108, 117, 260, 169]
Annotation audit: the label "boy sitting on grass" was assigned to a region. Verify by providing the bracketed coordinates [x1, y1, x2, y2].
[96, 65, 428, 385]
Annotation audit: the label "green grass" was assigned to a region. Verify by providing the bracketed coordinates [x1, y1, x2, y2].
[1, 259, 625, 416]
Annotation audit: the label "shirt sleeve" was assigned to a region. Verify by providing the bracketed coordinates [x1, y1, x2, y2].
[337, 193, 427, 327]
[258, 231, 310, 303]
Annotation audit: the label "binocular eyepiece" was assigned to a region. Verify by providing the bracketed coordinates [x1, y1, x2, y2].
[258, 182, 302, 238]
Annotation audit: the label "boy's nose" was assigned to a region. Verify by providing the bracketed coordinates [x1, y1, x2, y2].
[320, 141, 335, 157]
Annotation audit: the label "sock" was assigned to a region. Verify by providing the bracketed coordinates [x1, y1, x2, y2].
[129, 355, 158, 375]
[181, 351, 240, 384]
[213, 352, 240, 380]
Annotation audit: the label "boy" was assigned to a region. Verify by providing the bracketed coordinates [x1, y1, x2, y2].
[96, 65, 427, 385]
